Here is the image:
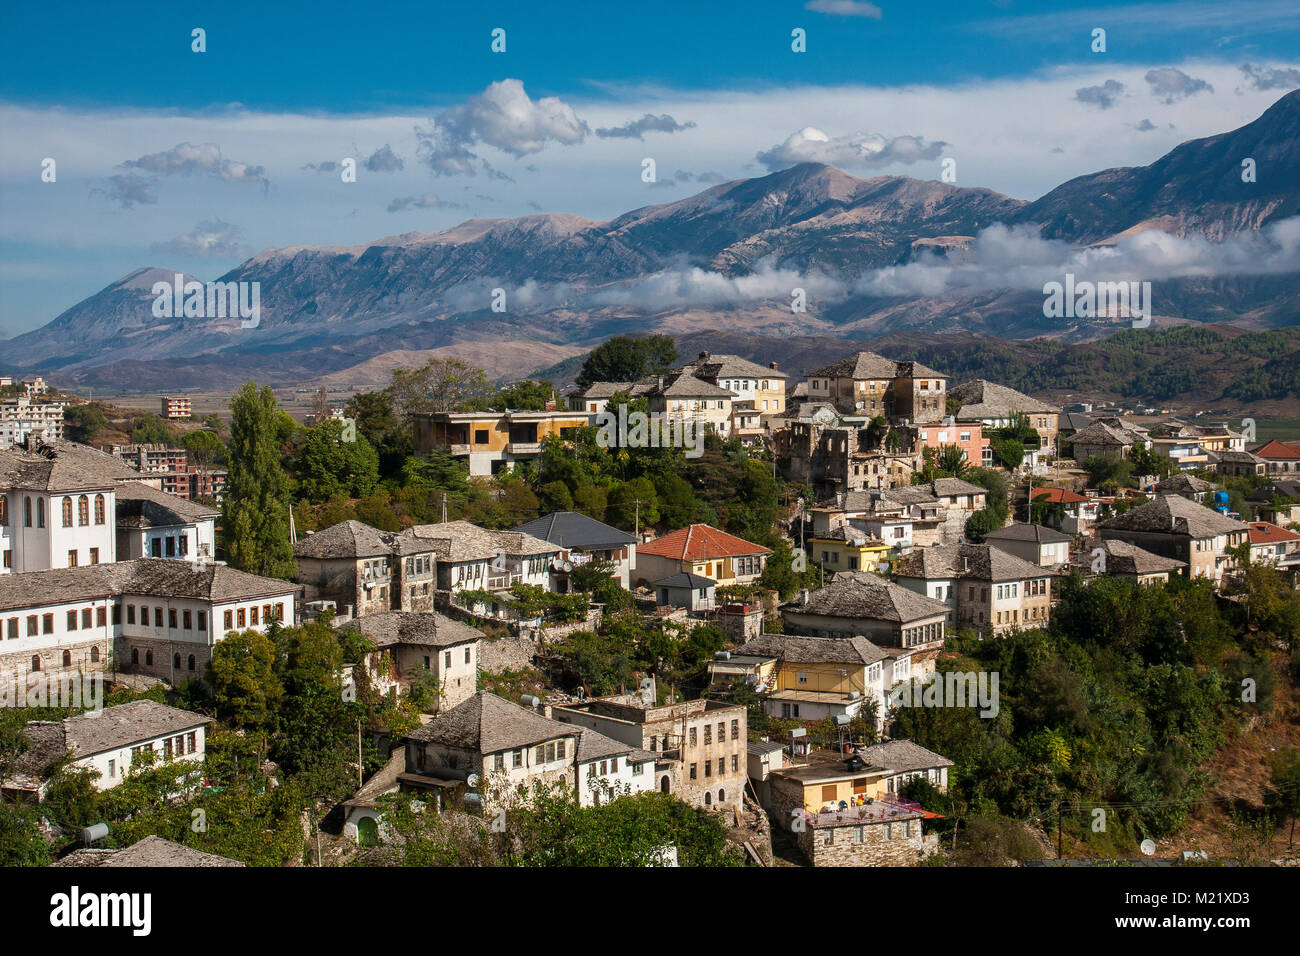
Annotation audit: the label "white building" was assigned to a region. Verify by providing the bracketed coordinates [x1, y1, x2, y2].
[0, 558, 299, 684]
[2, 699, 211, 798]
[0, 394, 67, 450]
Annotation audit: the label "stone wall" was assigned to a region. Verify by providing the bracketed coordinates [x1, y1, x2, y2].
[115, 636, 211, 684]
[478, 632, 538, 674]
[797, 817, 939, 866]
[0, 637, 109, 683]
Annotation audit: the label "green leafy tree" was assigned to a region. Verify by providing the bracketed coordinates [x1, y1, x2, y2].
[208, 628, 284, 733]
[293, 419, 380, 502]
[222, 383, 295, 578]
[575, 335, 678, 390]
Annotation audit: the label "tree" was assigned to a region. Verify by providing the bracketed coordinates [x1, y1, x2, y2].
[64, 403, 107, 442]
[222, 383, 295, 579]
[180, 429, 225, 473]
[538, 480, 575, 513]
[293, 420, 380, 502]
[208, 629, 283, 733]
[131, 413, 175, 445]
[0, 804, 52, 866]
[1267, 748, 1300, 847]
[388, 358, 492, 420]
[575, 335, 678, 390]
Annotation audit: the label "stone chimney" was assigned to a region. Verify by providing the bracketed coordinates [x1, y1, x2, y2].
[769, 361, 779, 371]
[698, 351, 709, 361]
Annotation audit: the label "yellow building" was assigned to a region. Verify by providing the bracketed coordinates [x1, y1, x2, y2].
[413, 409, 588, 477]
[807, 529, 891, 575]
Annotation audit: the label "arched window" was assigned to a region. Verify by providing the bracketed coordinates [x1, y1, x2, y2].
[661, 776, 670, 794]
[718, 789, 725, 803]
[131, 648, 139, 665]
[0, 495, 7, 526]
[31, 655, 40, 672]
[173, 653, 181, 669]
[145, 650, 153, 666]
[93, 494, 105, 525]
[23, 497, 31, 527]
[37, 497, 45, 528]
[61, 496, 73, 527]
[62, 650, 71, 667]
[77, 495, 89, 526]
[704, 792, 712, 806]
[90, 646, 100, 663]
[187, 655, 195, 671]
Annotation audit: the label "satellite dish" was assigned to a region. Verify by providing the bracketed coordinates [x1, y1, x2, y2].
[563, 561, 572, 572]
[466, 773, 480, 789]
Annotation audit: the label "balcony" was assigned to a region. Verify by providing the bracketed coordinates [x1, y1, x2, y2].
[506, 442, 541, 455]
[448, 443, 471, 455]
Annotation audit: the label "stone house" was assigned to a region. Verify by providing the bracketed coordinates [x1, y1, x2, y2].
[781, 571, 951, 655]
[893, 543, 1055, 636]
[338, 611, 483, 713]
[1097, 494, 1249, 583]
[984, 522, 1072, 568]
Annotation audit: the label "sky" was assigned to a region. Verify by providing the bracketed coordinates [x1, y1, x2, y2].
[0, 0, 1298, 337]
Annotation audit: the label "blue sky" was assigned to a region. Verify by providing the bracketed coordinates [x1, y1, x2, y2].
[1, 0, 1298, 336]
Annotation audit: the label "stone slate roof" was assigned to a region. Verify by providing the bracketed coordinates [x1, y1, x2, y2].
[406, 691, 575, 755]
[930, 478, 988, 498]
[573, 381, 635, 399]
[114, 481, 218, 528]
[0, 439, 150, 492]
[984, 522, 1073, 544]
[0, 558, 296, 612]
[340, 611, 483, 649]
[513, 511, 636, 550]
[61, 835, 244, 868]
[1212, 450, 1266, 466]
[736, 632, 890, 666]
[948, 380, 1060, 418]
[1088, 539, 1187, 575]
[1098, 494, 1247, 538]
[857, 740, 953, 772]
[809, 351, 945, 381]
[650, 372, 736, 398]
[894, 542, 1054, 582]
[294, 519, 393, 559]
[1246, 480, 1300, 501]
[789, 571, 950, 623]
[402, 521, 560, 562]
[651, 571, 716, 589]
[638, 523, 770, 560]
[1069, 420, 1146, 447]
[679, 352, 788, 381]
[24, 700, 212, 764]
[574, 728, 656, 765]
[1154, 473, 1217, 495]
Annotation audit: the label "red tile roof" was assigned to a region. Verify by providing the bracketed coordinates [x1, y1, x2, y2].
[1247, 521, 1300, 545]
[1251, 440, 1300, 460]
[1031, 487, 1089, 504]
[638, 523, 771, 561]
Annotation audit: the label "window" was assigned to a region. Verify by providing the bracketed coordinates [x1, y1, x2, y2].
[94, 494, 105, 525]
[513, 750, 522, 769]
[24, 497, 31, 527]
[250, 606, 259, 626]
[464, 648, 471, 664]
[494, 754, 505, 771]
[5, 618, 15, 640]
[224, 610, 233, 630]
[704, 725, 712, 746]
[62, 650, 71, 667]
[854, 826, 865, 843]
[42, 613, 53, 634]
[126, 604, 136, 624]
[0, 496, 5, 526]
[237, 608, 246, 628]
[164, 737, 173, 759]
[82, 608, 91, 628]
[444, 651, 452, 669]
[145, 650, 153, 666]
[183, 610, 192, 630]
[155, 607, 162, 626]
[67, 550, 77, 567]
[77, 495, 89, 526]
[186, 732, 196, 752]
[535, 744, 546, 765]
[731, 719, 739, 740]
[91, 646, 100, 663]
[689, 763, 697, 780]
[732, 755, 738, 772]
[68, 610, 78, 630]
[173, 653, 181, 670]
[704, 761, 712, 778]
[61, 496, 73, 527]
[275, 603, 284, 621]
[188, 655, 195, 671]
[89, 547, 99, 565]
[26, 615, 38, 636]
[689, 727, 697, 746]
[198, 611, 206, 631]
[31, 655, 41, 671]
[108, 759, 115, 778]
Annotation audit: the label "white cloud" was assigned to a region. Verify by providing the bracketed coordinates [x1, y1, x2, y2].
[595, 113, 696, 139]
[1075, 80, 1126, 109]
[415, 79, 589, 177]
[387, 194, 459, 212]
[1145, 67, 1214, 103]
[1239, 62, 1300, 90]
[804, 1, 883, 18]
[364, 144, 404, 172]
[122, 142, 268, 188]
[756, 126, 947, 171]
[149, 219, 250, 258]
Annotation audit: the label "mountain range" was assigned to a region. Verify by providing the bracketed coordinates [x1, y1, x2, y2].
[8, 90, 1300, 392]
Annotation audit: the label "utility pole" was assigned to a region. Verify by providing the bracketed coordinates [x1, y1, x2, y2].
[633, 498, 641, 538]
[441, 492, 448, 524]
